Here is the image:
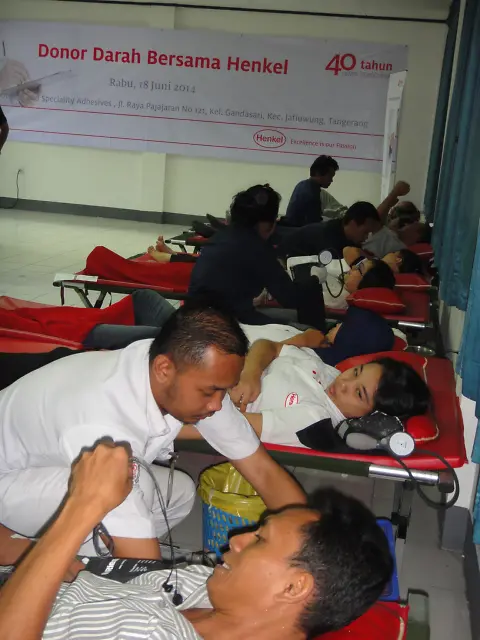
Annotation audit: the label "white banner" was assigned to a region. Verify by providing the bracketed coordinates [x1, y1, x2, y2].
[0, 21, 407, 171]
[381, 71, 407, 197]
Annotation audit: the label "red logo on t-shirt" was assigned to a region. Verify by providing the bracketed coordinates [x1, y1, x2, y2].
[285, 392, 299, 407]
[131, 461, 140, 484]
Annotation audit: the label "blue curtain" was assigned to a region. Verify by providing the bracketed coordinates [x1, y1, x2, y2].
[423, 0, 459, 223]
[435, 0, 480, 541]
[431, 0, 480, 310]
[459, 228, 480, 542]
[425, 0, 480, 539]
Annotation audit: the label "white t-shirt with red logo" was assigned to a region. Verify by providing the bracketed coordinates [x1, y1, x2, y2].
[241, 325, 345, 448]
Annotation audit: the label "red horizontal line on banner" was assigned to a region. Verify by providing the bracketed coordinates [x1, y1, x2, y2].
[4, 104, 383, 137]
[11, 127, 382, 161]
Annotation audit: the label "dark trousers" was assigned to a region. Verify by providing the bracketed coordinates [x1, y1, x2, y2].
[83, 290, 176, 350]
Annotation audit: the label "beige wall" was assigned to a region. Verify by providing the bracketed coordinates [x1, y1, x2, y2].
[0, 0, 447, 216]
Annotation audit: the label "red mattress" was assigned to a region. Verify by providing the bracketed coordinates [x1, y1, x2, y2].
[0, 295, 135, 342]
[0, 327, 82, 352]
[81, 246, 194, 292]
[265, 355, 466, 470]
[263, 288, 430, 324]
[320, 602, 408, 640]
[324, 289, 430, 324]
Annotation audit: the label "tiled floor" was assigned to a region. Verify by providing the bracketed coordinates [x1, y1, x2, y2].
[0, 209, 472, 640]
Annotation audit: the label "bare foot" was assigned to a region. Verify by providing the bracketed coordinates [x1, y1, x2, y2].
[147, 245, 171, 263]
[156, 235, 174, 255]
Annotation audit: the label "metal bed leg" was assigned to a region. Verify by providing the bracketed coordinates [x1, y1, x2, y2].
[406, 591, 430, 640]
[73, 287, 94, 309]
[391, 481, 415, 540]
[93, 291, 108, 309]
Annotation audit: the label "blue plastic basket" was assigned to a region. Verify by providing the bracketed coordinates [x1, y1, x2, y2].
[377, 518, 400, 602]
[202, 502, 257, 556]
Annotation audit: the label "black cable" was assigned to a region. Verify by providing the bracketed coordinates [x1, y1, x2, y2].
[391, 449, 460, 510]
[134, 457, 183, 605]
[1, 169, 20, 210]
[324, 251, 346, 300]
[90, 456, 183, 602]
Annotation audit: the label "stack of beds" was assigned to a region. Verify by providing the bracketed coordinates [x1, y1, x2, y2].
[52, 244, 436, 332]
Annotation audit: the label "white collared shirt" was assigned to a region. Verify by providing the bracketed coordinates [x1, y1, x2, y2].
[0, 340, 259, 537]
[241, 325, 346, 448]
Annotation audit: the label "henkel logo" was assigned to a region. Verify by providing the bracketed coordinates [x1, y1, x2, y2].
[253, 129, 286, 148]
[285, 392, 299, 407]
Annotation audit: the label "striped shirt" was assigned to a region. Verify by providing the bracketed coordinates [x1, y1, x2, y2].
[43, 566, 213, 639]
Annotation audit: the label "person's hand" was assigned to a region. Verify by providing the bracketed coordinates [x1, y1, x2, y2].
[392, 181, 410, 197]
[230, 372, 262, 412]
[253, 289, 269, 307]
[68, 440, 134, 519]
[295, 328, 326, 348]
[326, 323, 342, 344]
[0, 59, 29, 90]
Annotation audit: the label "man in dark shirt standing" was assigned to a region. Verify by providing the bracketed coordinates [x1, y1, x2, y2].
[284, 155, 339, 227]
[0, 107, 9, 154]
[278, 201, 382, 260]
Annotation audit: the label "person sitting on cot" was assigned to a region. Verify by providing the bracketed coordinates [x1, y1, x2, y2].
[179, 322, 431, 449]
[0, 441, 393, 640]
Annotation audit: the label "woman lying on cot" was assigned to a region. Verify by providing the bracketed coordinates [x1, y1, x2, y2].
[322, 256, 396, 311]
[179, 323, 431, 449]
[343, 246, 424, 275]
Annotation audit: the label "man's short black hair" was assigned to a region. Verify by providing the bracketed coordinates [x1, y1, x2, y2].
[229, 184, 281, 228]
[291, 487, 393, 637]
[343, 201, 380, 226]
[358, 260, 395, 290]
[148, 300, 248, 367]
[310, 155, 339, 177]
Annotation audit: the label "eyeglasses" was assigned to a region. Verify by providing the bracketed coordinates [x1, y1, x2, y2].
[351, 258, 369, 276]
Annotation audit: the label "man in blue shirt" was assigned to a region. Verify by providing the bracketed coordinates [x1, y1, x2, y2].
[285, 156, 339, 227]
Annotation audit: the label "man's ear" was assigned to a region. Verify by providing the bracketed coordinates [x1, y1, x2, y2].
[151, 354, 175, 385]
[277, 570, 315, 605]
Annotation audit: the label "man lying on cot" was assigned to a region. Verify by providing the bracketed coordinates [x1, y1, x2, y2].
[180, 323, 431, 449]
[0, 303, 307, 563]
[320, 247, 425, 311]
[0, 442, 393, 640]
[0, 281, 398, 392]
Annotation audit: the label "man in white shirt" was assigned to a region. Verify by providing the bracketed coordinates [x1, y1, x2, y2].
[0, 303, 305, 560]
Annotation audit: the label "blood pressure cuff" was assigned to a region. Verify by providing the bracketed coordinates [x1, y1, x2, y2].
[296, 413, 403, 454]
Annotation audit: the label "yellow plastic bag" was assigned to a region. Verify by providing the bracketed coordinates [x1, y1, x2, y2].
[198, 463, 266, 520]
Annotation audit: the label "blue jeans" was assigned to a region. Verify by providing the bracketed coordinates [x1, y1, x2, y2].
[83, 290, 176, 350]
